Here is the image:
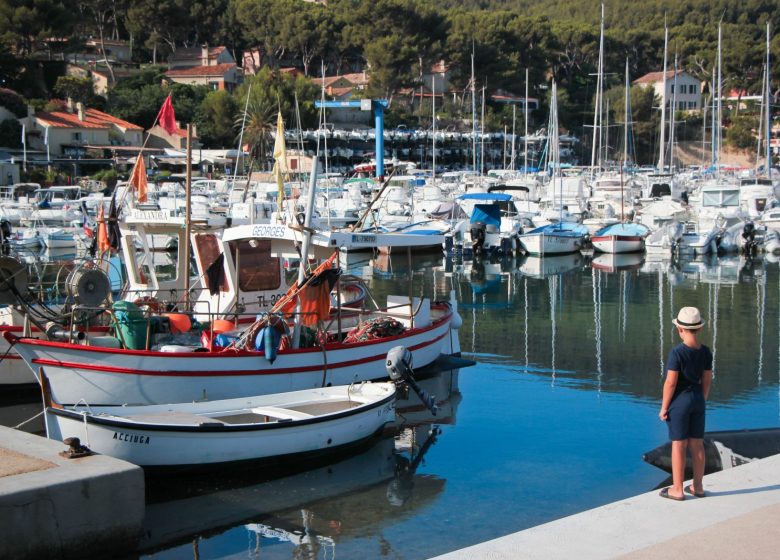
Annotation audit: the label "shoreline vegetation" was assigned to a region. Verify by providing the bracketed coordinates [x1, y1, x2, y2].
[0, 0, 777, 167]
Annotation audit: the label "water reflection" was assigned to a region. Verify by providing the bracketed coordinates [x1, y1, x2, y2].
[447, 253, 780, 404]
[138, 368, 460, 558]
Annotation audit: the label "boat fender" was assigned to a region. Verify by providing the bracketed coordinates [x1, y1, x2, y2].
[264, 325, 276, 362]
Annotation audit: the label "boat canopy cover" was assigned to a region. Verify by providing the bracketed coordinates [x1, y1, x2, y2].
[427, 201, 467, 220]
[526, 222, 588, 237]
[457, 192, 513, 202]
[470, 204, 501, 226]
[594, 222, 650, 237]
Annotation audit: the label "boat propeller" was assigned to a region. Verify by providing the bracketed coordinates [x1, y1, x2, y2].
[386, 345, 437, 416]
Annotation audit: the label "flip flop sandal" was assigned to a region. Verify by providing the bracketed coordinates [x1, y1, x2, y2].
[659, 487, 684, 501]
[685, 485, 705, 498]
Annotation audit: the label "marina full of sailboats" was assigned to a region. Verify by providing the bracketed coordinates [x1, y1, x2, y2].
[2, 13, 779, 473]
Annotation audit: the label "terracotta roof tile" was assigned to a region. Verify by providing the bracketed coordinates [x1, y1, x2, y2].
[634, 70, 686, 84]
[35, 107, 143, 130]
[165, 63, 236, 77]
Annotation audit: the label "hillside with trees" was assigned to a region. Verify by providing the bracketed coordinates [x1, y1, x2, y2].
[0, 0, 777, 164]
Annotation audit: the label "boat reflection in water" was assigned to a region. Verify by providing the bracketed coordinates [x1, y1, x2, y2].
[139, 368, 460, 558]
[590, 252, 644, 273]
[518, 252, 583, 278]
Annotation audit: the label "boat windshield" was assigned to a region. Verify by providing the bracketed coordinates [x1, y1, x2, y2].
[702, 189, 739, 207]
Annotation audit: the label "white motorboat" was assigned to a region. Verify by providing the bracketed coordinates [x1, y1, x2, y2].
[43, 378, 397, 469]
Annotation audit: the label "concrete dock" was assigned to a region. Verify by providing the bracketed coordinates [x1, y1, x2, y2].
[0, 426, 144, 560]
[431, 453, 780, 559]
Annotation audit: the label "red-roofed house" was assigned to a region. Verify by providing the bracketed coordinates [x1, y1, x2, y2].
[634, 70, 702, 111]
[165, 63, 241, 92]
[165, 45, 241, 92]
[21, 99, 143, 157]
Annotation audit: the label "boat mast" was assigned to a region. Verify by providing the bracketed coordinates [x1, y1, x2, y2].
[766, 22, 772, 179]
[524, 67, 529, 177]
[432, 72, 437, 181]
[590, 3, 605, 177]
[711, 66, 717, 167]
[622, 57, 629, 222]
[658, 21, 668, 171]
[669, 53, 678, 171]
[510, 104, 516, 172]
[716, 22, 723, 176]
[480, 84, 486, 176]
[471, 47, 477, 174]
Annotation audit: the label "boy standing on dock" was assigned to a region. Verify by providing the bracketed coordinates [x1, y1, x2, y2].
[658, 307, 713, 501]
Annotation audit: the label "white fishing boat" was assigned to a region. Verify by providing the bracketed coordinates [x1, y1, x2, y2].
[40, 227, 78, 249]
[591, 222, 649, 253]
[43, 378, 397, 469]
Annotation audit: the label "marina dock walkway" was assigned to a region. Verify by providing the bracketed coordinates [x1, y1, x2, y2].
[431, 453, 780, 559]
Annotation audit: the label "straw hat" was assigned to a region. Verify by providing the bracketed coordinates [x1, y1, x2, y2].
[672, 307, 704, 330]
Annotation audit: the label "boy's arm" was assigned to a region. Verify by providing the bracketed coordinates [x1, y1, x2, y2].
[659, 370, 678, 420]
[702, 370, 713, 400]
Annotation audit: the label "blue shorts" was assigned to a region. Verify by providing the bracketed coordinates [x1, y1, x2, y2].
[666, 388, 705, 440]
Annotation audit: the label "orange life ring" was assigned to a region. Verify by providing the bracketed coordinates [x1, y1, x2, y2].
[133, 296, 164, 313]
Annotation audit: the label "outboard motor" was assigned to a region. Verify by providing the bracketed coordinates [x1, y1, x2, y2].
[741, 221, 757, 255]
[470, 221, 486, 256]
[386, 346, 437, 415]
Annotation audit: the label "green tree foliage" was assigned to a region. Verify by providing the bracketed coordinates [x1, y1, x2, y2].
[0, 118, 22, 148]
[0, 87, 26, 117]
[0, 0, 75, 56]
[52, 75, 94, 104]
[195, 89, 239, 148]
[726, 114, 759, 150]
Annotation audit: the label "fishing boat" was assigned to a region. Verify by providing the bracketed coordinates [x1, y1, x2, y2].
[642, 427, 780, 477]
[43, 377, 397, 469]
[6, 270, 462, 405]
[591, 222, 649, 253]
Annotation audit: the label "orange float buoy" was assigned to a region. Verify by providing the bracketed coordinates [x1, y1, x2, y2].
[211, 319, 235, 334]
[163, 313, 192, 334]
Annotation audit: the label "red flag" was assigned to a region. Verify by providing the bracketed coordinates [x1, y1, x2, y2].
[157, 94, 177, 134]
[97, 204, 110, 253]
[129, 154, 148, 203]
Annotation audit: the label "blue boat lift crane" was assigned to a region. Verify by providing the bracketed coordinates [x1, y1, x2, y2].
[315, 99, 389, 178]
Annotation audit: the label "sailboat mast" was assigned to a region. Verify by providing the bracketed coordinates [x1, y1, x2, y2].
[480, 84, 486, 175]
[524, 67, 529, 177]
[658, 23, 668, 171]
[590, 3, 605, 176]
[622, 57, 629, 222]
[669, 53, 678, 171]
[716, 23, 723, 175]
[471, 49, 477, 174]
[711, 66, 717, 167]
[510, 104, 516, 171]
[766, 22, 772, 178]
[432, 74, 437, 181]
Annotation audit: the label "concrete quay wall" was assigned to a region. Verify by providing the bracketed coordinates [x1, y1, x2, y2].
[431, 453, 780, 559]
[0, 426, 144, 560]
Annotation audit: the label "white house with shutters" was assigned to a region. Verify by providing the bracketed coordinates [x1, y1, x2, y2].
[634, 70, 702, 111]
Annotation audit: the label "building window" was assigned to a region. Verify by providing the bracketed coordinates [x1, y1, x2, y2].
[208, 81, 219, 91]
[678, 101, 686, 110]
[680, 84, 687, 94]
[689, 101, 697, 109]
[670, 84, 674, 93]
[72, 132, 82, 142]
[690, 84, 698, 94]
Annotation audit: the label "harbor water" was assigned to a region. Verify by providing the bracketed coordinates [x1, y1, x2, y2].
[3, 251, 780, 559]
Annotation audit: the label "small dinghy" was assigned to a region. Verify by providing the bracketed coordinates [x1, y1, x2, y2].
[42, 346, 435, 470]
[642, 427, 780, 476]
